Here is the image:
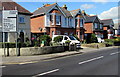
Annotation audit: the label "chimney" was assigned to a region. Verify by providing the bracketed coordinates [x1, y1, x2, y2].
[62, 4, 67, 10]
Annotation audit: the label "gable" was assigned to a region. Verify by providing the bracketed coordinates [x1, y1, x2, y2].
[49, 6, 62, 14]
[47, 5, 66, 17]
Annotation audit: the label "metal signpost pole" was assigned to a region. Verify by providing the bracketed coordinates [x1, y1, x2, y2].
[2, 7, 6, 57]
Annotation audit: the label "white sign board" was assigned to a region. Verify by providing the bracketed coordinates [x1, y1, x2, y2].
[2, 10, 18, 32]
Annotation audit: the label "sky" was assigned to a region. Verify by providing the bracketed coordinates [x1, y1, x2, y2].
[15, 1, 119, 23]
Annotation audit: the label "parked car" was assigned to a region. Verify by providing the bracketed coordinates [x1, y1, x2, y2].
[52, 35, 81, 48]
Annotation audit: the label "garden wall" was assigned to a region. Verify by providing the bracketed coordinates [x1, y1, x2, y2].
[0, 46, 65, 56]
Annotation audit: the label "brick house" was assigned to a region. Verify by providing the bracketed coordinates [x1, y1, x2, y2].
[0, 1, 32, 42]
[84, 15, 104, 43]
[101, 19, 114, 39]
[31, 3, 85, 41]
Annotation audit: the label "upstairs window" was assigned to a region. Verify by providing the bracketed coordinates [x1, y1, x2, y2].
[94, 23, 98, 29]
[56, 15, 61, 25]
[50, 15, 54, 25]
[75, 19, 78, 27]
[19, 17, 25, 23]
[100, 24, 103, 29]
[80, 19, 84, 27]
[65, 18, 67, 26]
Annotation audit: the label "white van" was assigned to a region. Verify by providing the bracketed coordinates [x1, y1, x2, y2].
[52, 35, 81, 48]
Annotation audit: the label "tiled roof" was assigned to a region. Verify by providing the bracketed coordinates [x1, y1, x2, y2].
[70, 9, 80, 17]
[0, 1, 32, 14]
[101, 19, 114, 26]
[85, 16, 97, 23]
[32, 3, 57, 17]
[60, 7, 72, 17]
[32, 3, 73, 17]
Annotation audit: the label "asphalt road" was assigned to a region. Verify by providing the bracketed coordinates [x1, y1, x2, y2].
[2, 47, 120, 77]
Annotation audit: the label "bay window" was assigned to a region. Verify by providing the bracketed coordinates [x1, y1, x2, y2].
[100, 24, 103, 29]
[56, 15, 61, 25]
[80, 19, 84, 27]
[94, 23, 98, 29]
[50, 15, 54, 25]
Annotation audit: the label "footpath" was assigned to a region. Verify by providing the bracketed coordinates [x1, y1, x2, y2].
[1, 46, 119, 65]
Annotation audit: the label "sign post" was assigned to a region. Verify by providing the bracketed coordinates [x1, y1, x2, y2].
[2, 10, 18, 56]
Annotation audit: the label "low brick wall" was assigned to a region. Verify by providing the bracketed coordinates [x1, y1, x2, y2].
[0, 46, 65, 56]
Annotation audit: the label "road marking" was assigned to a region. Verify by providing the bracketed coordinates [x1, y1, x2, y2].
[19, 61, 38, 65]
[79, 56, 104, 65]
[110, 52, 119, 55]
[0, 66, 6, 68]
[33, 69, 59, 77]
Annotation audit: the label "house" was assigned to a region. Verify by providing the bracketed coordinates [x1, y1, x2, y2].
[114, 23, 120, 37]
[84, 15, 104, 43]
[101, 19, 114, 39]
[31, 3, 85, 41]
[0, 1, 32, 42]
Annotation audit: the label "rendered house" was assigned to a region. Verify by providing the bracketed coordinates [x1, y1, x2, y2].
[0, 1, 32, 42]
[84, 15, 104, 43]
[114, 23, 120, 37]
[31, 3, 85, 41]
[101, 19, 114, 39]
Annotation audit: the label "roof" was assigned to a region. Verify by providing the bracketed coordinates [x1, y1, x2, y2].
[0, 1, 32, 14]
[85, 16, 97, 23]
[32, 3, 74, 17]
[60, 7, 72, 17]
[32, 3, 57, 17]
[101, 19, 114, 26]
[70, 9, 80, 17]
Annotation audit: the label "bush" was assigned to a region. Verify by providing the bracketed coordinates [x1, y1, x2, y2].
[90, 34, 98, 43]
[53, 36, 63, 43]
[104, 39, 114, 46]
[39, 35, 51, 46]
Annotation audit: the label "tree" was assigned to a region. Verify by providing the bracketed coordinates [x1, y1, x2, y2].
[39, 35, 51, 46]
[90, 34, 98, 43]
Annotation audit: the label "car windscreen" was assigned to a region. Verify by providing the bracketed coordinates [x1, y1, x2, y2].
[69, 36, 77, 40]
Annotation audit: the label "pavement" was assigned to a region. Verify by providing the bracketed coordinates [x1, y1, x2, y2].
[1, 46, 119, 65]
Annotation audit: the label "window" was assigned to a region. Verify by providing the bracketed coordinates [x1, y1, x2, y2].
[80, 19, 84, 27]
[50, 15, 54, 25]
[75, 19, 78, 27]
[80, 32, 82, 39]
[19, 17, 25, 23]
[64, 37, 68, 40]
[56, 15, 61, 25]
[94, 23, 98, 29]
[100, 24, 103, 29]
[5, 32, 8, 42]
[65, 18, 67, 26]
[70, 19, 72, 27]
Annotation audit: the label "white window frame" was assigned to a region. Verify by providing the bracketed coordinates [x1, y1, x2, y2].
[56, 15, 61, 25]
[100, 24, 103, 29]
[80, 19, 84, 27]
[94, 23, 98, 29]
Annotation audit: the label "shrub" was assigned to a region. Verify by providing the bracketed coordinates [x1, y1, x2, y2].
[39, 35, 51, 46]
[65, 40, 71, 46]
[90, 34, 98, 43]
[104, 39, 114, 46]
[53, 36, 63, 43]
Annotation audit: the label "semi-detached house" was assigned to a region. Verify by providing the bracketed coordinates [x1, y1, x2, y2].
[84, 15, 104, 43]
[0, 1, 32, 42]
[31, 3, 86, 41]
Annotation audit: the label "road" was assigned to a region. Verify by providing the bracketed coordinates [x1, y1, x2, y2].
[2, 47, 120, 77]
